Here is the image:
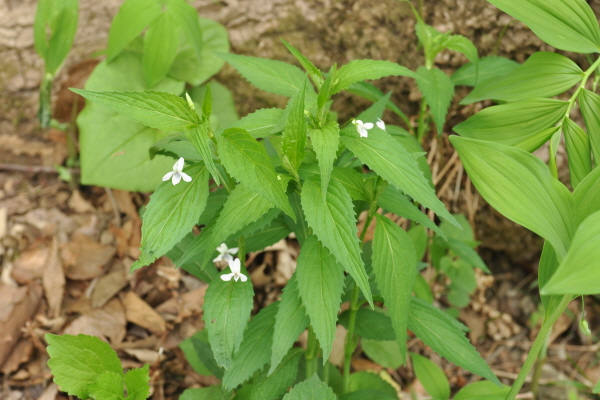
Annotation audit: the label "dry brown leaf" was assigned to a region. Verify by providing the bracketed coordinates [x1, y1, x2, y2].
[109, 220, 132, 258]
[11, 239, 48, 284]
[123, 348, 165, 364]
[22, 208, 75, 237]
[155, 286, 207, 323]
[122, 291, 166, 335]
[91, 268, 128, 308]
[68, 190, 95, 213]
[0, 207, 7, 237]
[1, 339, 33, 374]
[43, 237, 65, 317]
[61, 233, 115, 280]
[37, 383, 59, 400]
[112, 190, 140, 222]
[64, 298, 126, 344]
[460, 309, 486, 344]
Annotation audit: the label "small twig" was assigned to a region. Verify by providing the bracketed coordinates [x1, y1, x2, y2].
[0, 163, 80, 174]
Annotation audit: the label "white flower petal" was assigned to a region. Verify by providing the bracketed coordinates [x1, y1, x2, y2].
[220, 273, 234, 281]
[233, 275, 240, 282]
[228, 247, 239, 255]
[217, 243, 228, 252]
[162, 171, 175, 181]
[239, 274, 248, 282]
[213, 254, 224, 262]
[172, 173, 182, 185]
[359, 128, 369, 138]
[363, 122, 374, 129]
[181, 172, 192, 182]
[174, 157, 185, 172]
[228, 258, 241, 274]
[376, 118, 386, 131]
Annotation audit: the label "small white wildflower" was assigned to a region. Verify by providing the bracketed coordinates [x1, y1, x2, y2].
[213, 243, 239, 263]
[376, 118, 386, 131]
[162, 157, 192, 185]
[352, 119, 374, 138]
[220, 258, 247, 282]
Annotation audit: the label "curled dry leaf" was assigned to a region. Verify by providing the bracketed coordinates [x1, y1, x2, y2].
[64, 297, 127, 344]
[123, 291, 166, 335]
[43, 237, 65, 318]
[61, 233, 116, 280]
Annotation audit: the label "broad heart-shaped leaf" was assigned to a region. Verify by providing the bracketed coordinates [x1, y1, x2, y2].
[342, 129, 458, 228]
[203, 269, 254, 369]
[86, 371, 123, 400]
[124, 364, 150, 400]
[461, 52, 583, 104]
[185, 124, 220, 185]
[131, 163, 209, 272]
[218, 128, 295, 220]
[410, 353, 450, 400]
[450, 136, 574, 260]
[452, 56, 520, 87]
[169, 17, 229, 86]
[308, 121, 340, 196]
[34, 0, 78, 75]
[487, 0, 600, 54]
[72, 89, 200, 132]
[143, 10, 179, 87]
[453, 99, 568, 152]
[283, 375, 336, 400]
[332, 59, 418, 95]
[563, 118, 592, 188]
[301, 177, 373, 306]
[106, 0, 161, 62]
[578, 89, 600, 164]
[218, 108, 284, 138]
[416, 66, 455, 133]
[282, 78, 307, 178]
[270, 274, 310, 373]
[542, 210, 600, 295]
[252, 348, 304, 400]
[222, 303, 279, 389]
[296, 235, 345, 363]
[46, 333, 123, 400]
[408, 297, 501, 385]
[573, 164, 600, 225]
[372, 215, 417, 364]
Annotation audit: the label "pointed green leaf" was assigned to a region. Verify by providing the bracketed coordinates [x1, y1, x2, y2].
[411, 353, 450, 400]
[347, 81, 410, 124]
[106, 0, 161, 62]
[72, 89, 200, 132]
[537, 241, 564, 315]
[416, 66, 455, 133]
[179, 332, 213, 376]
[150, 134, 202, 161]
[573, 164, 600, 225]
[46, 333, 123, 400]
[317, 65, 336, 109]
[462, 52, 583, 104]
[453, 99, 568, 152]
[578, 89, 600, 164]
[243, 216, 291, 253]
[283, 375, 336, 400]
[296, 235, 345, 362]
[452, 56, 520, 87]
[167, 233, 218, 282]
[332, 60, 418, 94]
[281, 38, 323, 87]
[143, 10, 179, 87]
[223, 303, 279, 389]
[131, 163, 209, 272]
[542, 210, 600, 294]
[219, 108, 284, 138]
[180, 386, 227, 400]
[203, 269, 254, 369]
[342, 129, 458, 227]
[563, 118, 592, 188]
[444, 34, 478, 63]
[450, 136, 574, 260]
[282, 78, 308, 178]
[124, 364, 150, 400]
[34, 0, 78, 75]
[191, 333, 224, 379]
[372, 215, 417, 364]
[301, 177, 372, 305]
[308, 121, 339, 196]
[186, 124, 221, 185]
[270, 275, 310, 373]
[166, 0, 202, 60]
[453, 381, 510, 400]
[218, 128, 295, 219]
[361, 339, 404, 369]
[487, 0, 600, 53]
[408, 297, 500, 385]
[252, 348, 303, 400]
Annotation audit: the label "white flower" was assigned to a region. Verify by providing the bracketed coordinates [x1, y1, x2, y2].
[352, 119, 374, 138]
[220, 258, 247, 282]
[376, 118, 386, 131]
[213, 243, 239, 263]
[162, 157, 192, 185]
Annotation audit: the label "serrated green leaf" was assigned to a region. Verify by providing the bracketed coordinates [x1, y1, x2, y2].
[218, 128, 295, 219]
[186, 124, 220, 185]
[179, 332, 213, 376]
[308, 121, 339, 196]
[131, 163, 209, 272]
[461, 52, 583, 104]
[445, 238, 489, 273]
[169, 17, 229, 86]
[416, 66, 454, 133]
[563, 118, 592, 188]
[143, 11, 179, 87]
[372, 214, 417, 364]
[150, 134, 202, 161]
[338, 308, 395, 341]
[409, 297, 500, 385]
[573, 164, 600, 225]
[218, 108, 284, 138]
[189, 82, 239, 132]
[296, 235, 345, 362]
[72, 89, 200, 132]
[282, 78, 308, 178]
[453, 99, 567, 152]
[283, 375, 336, 400]
[453, 381, 511, 400]
[166, 0, 202, 60]
[252, 348, 303, 400]
[317, 65, 335, 110]
[281, 38, 323, 88]
[301, 177, 372, 305]
[167, 233, 218, 282]
[411, 353, 450, 400]
[450, 136, 574, 260]
[46, 334, 123, 400]
[87, 371, 124, 400]
[347, 81, 410, 124]
[124, 364, 150, 400]
[578, 89, 600, 164]
[191, 333, 225, 379]
[361, 339, 404, 369]
[452, 56, 520, 87]
[180, 386, 227, 400]
[34, 0, 78, 75]
[106, 0, 161, 62]
[331, 167, 368, 201]
[332, 60, 418, 94]
[444, 34, 478, 63]
[487, 0, 600, 53]
[203, 269, 254, 369]
[223, 303, 278, 389]
[542, 210, 600, 294]
[342, 129, 458, 227]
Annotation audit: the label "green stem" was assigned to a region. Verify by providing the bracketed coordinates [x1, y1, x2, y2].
[306, 326, 319, 378]
[417, 98, 428, 144]
[505, 294, 572, 399]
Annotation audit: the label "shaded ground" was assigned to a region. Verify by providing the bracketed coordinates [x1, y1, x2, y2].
[2, 0, 600, 399]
